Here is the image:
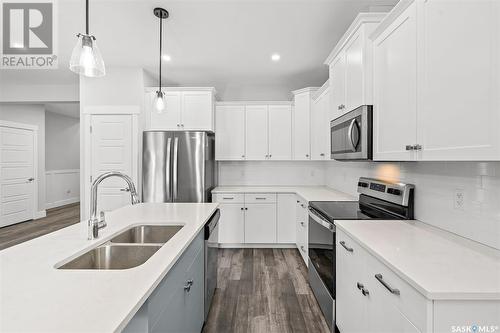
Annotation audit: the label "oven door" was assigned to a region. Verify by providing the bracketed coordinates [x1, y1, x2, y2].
[330, 105, 372, 160]
[308, 207, 335, 331]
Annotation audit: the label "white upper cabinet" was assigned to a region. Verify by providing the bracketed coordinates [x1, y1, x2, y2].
[372, 0, 500, 161]
[416, 0, 500, 160]
[144, 88, 215, 131]
[329, 53, 346, 121]
[325, 13, 386, 118]
[215, 105, 245, 160]
[268, 105, 292, 160]
[372, 1, 418, 161]
[181, 91, 214, 131]
[148, 91, 182, 130]
[311, 82, 331, 160]
[245, 105, 269, 160]
[215, 102, 292, 161]
[292, 88, 317, 160]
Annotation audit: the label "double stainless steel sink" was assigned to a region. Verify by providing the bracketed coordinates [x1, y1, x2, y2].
[58, 225, 183, 270]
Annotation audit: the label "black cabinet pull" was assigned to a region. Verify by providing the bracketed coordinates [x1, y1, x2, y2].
[340, 241, 353, 252]
[375, 274, 400, 295]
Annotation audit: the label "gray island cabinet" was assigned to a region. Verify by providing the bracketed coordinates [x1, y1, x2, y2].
[123, 231, 205, 333]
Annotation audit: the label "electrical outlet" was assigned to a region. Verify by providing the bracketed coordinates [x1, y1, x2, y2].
[454, 189, 465, 210]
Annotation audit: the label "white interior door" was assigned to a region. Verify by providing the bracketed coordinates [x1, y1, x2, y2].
[0, 125, 35, 227]
[91, 115, 134, 213]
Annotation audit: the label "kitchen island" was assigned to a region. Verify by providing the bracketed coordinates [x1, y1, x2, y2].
[0, 202, 219, 333]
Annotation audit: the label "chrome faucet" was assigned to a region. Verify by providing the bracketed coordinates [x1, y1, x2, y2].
[88, 171, 140, 240]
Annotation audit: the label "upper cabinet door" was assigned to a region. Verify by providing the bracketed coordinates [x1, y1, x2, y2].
[215, 105, 245, 160]
[181, 91, 214, 131]
[344, 30, 365, 112]
[268, 105, 292, 160]
[417, 0, 500, 160]
[311, 89, 330, 160]
[245, 105, 269, 160]
[329, 54, 346, 120]
[293, 93, 312, 160]
[373, 2, 418, 161]
[148, 91, 182, 130]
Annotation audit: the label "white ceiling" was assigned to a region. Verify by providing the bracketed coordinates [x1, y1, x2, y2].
[45, 102, 80, 118]
[1, 0, 397, 100]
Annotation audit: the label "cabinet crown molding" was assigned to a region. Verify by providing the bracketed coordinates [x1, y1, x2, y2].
[312, 80, 330, 100]
[291, 87, 320, 96]
[370, 0, 416, 41]
[216, 101, 292, 106]
[324, 12, 387, 65]
[144, 86, 217, 95]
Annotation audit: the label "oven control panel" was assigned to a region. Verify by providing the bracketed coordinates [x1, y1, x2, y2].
[357, 177, 414, 207]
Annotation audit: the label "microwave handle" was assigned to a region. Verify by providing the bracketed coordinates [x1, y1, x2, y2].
[347, 119, 359, 152]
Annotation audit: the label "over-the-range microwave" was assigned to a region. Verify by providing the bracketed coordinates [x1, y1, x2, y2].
[330, 105, 373, 161]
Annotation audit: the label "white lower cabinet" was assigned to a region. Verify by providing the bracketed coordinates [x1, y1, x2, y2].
[218, 203, 245, 244]
[336, 229, 499, 333]
[295, 196, 308, 264]
[245, 203, 276, 243]
[277, 194, 297, 243]
[337, 229, 430, 333]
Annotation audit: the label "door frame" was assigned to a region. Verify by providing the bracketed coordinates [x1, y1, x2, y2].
[81, 107, 140, 221]
[0, 120, 39, 224]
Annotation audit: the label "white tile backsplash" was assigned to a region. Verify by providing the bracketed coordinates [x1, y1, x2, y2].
[218, 161, 326, 186]
[325, 161, 500, 250]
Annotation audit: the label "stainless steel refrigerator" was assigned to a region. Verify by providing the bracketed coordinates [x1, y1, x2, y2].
[142, 131, 216, 203]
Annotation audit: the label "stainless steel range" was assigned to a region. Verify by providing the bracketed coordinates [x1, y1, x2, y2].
[307, 178, 415, 332]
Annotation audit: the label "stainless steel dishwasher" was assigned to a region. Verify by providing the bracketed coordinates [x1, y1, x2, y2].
[204, 209, 220, 320]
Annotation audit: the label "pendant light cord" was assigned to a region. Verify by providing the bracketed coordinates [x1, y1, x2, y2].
[158, 14, 162, 93]
[85, 0, 89, 35]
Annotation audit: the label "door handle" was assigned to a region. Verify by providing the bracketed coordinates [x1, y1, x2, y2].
[172, 137, 179, 201]
[120, 188, 130, 192]
[27, 177, 35, 182]
[347, 119, 359, 152]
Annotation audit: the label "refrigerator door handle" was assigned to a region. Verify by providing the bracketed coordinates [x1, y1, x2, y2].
[165, 137, 172, 200]
[173, 137, 179, 201]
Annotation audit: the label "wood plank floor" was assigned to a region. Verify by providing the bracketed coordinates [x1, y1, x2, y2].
[203, 248, 330, 333]
[0, 203, 80, 251]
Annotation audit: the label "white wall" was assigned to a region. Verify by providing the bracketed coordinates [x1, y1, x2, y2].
[45, 170, 80, 209]
[218, 161, 326, 186]
[45, 111, 80, 170]
[0, 104, 46, 213]
[325, 161, 500, 250]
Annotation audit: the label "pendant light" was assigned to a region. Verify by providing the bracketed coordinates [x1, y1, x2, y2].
[69, 0, 105, 77]
[153, 8, 169, 113]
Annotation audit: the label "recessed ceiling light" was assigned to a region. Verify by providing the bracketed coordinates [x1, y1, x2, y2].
[271, 53, 281, 62]
[162, 54, 171, 61]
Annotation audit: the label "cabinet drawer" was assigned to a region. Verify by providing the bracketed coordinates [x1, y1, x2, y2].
[244, 193, 277, 203]
[213, 193, 244, 203]
[366, 253, 429, 332]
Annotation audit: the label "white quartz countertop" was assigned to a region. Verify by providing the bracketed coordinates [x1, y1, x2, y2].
[0, 203, 219, 333]
[212, 186, 356, 202]
[336, 219, 500, 300]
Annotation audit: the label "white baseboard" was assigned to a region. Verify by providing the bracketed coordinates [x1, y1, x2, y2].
[46, 197, 80, 210]
[33, 210, 46, 219]
[219, 243, 296, 249]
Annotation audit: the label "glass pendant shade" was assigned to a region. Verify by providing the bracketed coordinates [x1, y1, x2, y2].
[69, 34, 105, 77]
[155, 91, 165, 113]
